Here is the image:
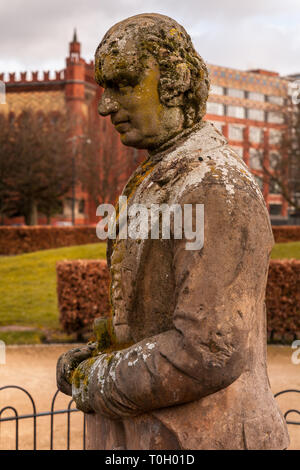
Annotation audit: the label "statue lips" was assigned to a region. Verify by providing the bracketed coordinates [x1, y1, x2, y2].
[114, 120, 131, 133]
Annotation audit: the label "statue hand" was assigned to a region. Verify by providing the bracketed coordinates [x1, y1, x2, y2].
[56, 343, 97, 396]
[72, 353, 122, 419]
[71, 358, 95, 413]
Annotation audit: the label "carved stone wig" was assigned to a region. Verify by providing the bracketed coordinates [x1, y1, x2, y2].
[95, 13, 210, 127]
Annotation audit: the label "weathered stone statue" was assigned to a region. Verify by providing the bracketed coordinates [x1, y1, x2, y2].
[57, 13, 290, 450]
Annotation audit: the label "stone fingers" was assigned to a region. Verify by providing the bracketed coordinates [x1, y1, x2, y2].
[56, 343, 98, 396]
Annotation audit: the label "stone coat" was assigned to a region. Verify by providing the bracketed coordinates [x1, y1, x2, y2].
[80, 121, 289, 450]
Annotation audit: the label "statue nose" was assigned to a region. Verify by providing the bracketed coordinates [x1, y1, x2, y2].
[98, 92, 119, 116]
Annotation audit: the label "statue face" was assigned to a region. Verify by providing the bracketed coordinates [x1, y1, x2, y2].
[97, 54, 184, 150]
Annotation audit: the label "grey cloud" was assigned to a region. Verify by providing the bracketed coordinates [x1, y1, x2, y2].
[0, 0, 299, 75]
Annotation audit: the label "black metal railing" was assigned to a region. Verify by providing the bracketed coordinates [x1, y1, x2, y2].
[0, 386, 299, 450]
[0, 385, 86, 450]
[274, 389, 300, 425]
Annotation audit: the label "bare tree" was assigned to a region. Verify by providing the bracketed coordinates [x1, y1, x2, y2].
[0, 110, 72, 225]
[79, 117, 140, 207]
[256, 98, 300, 214]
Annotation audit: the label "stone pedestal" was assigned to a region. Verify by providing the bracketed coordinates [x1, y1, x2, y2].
[86, 414, 126, 450]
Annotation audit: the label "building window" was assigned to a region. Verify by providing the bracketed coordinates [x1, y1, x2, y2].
[63, 198, 84, 217]
[248, 92, 265, 102]
[229, 125, 244, 141]
[269, 129, 282, 145]
[267, 111, 284, 124]
[78, 199, 85, 214]
[206, 101, 224, 116]
[267, 95, 284, 105]
[249, 148, 263, 170]
[269, 152, 281, 170]
[248, 108, 264, 121]
[63, 198, 72, 216]
[227, 105, 245, 119]
[227, 88, 244, 98]
[210, 85, 224, 95]
[269, 204, 282, 216]
[269, 180, 281, 194]
[249, 126, 262, 143]
[71, 52, 80, 62]
[56, 200, 64, 215]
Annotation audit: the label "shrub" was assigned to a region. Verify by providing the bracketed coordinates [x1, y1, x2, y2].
[266, 259, 300, 343]
[56, 260, 110, 339]
[272, 226, 300, 243]
[0, 226, 98, 255]
[56, 259, 300, 344]
[2, 225, 298, 256]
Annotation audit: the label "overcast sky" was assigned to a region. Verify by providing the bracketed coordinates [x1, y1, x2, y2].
[1, 0, 300, 77]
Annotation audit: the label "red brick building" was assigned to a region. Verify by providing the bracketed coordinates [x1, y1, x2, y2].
[206, 64, 289, 217]
[1, 33, 290, 224]
[1, 32, 145, 225]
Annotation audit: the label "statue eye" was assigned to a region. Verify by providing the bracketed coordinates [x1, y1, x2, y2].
[104, 79, 114, 89]
[118, 84, 133, 95]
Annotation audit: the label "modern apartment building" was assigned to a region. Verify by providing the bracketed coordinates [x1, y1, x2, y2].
[207, 65, 289, 217]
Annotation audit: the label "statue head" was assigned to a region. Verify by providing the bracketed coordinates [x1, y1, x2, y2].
[95, 13, 210, 151]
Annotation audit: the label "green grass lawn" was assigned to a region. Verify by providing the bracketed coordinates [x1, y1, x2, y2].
[270, 241, 300, 260]
[0, 243, 106, 332]
[0, 240, 299, 344]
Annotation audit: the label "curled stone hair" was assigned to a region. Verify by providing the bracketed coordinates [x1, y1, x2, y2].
[95, 13, 210, 128]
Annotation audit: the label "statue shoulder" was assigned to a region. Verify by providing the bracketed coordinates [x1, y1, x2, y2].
[171, 142, 265, 208]
[166, 139, 273, 243]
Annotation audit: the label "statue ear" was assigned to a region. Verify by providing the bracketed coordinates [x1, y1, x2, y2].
[174, 63, 191, 93]
[159, 62, 191, 107]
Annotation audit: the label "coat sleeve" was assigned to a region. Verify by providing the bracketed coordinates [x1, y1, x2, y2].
[73, 183, 272, 418]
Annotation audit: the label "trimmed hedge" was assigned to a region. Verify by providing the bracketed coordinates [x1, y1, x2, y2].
[56, 259, 300, 344]
[0, 225, 299, 255]
[266, 259, 300, 343]
[272, 226, 300, 243]
[0, 226, 98, 255]
[56, 260, 110, 337]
